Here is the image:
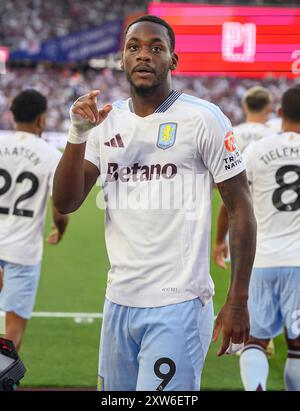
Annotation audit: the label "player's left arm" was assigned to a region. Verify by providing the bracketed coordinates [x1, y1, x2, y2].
[212, 170, 256, 356]
[47, 201, 69, 245]
[214, 202, 229, 269]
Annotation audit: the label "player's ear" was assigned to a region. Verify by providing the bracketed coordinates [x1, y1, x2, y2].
[170, 52, 178, 71]
[278, 107, 283, 118]
[37, 113, 46, 135]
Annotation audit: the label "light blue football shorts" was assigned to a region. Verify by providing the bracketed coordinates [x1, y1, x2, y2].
[0, 259, 41, 319]
[249, 267, 300, 340]
[98, 297, 214, 391]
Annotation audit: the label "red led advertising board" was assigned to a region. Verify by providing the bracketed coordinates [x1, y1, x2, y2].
[148, 2, 300, 78]
[0, 47, 9, 74]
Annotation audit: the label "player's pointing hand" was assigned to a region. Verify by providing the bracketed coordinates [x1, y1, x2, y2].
[68, 90, 112, 144]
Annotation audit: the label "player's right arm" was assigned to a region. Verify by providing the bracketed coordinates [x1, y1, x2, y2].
[53, 91, 112, 214]
[47, 203, 69, 244]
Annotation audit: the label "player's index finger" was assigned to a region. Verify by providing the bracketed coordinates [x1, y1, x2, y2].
[212, 318, 221, 341]
[218, 333, 231, 356]
[88, 90, 100, 101]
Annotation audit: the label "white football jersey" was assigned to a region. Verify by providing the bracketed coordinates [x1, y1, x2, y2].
[0, 131, 61, 265]
[243, 131, 300, 267]
[266, 117, 282, 133]
[233, 122, 274, 153]
[85, 91, 245, 307]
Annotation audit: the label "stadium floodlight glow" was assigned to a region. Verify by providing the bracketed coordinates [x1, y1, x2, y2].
[89, 58, 107, 69]
[0, 338, 26, 391]
[88, 53, 122, 70]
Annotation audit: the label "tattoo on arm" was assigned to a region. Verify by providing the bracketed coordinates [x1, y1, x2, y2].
[217, 171, 257, 301]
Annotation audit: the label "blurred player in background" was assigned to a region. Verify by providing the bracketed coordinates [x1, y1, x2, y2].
[0, 269, 3, 334]
[214, 86, 275, 357]
[267, 117, 282, 133]
[0, 89, 69, 350]
[234, 86, 274, 153]
[53, 15, 256, 391]
[214, 86, 274, 270]
[239, 86, 300, 391]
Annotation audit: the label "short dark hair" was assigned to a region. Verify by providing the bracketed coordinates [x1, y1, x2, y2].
[242, 86, 273, 112]
[125, 15, 175, 52]
[281, 86, 300, 123]
[11, 89, 47, 123]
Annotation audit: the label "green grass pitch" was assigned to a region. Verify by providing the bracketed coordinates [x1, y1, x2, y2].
[19, 186, 287, 390]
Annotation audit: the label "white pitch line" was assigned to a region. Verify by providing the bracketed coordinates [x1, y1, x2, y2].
[31, 312, 103, 319]
[2, 311, 218, 320]
[31, 313, 217, 320]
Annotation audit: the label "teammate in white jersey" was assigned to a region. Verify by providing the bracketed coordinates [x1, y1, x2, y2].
[53, 15, 256, 391]
[214, 86, 274, 269]
[234, 86, 274, 154]
[214, 87, 276, 357]
[0, 90, 68, 350]
[239, 86, 300, 391]
[214, 86, 274, 270]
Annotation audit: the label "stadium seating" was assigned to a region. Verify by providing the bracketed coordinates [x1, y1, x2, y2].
[0, 1, 289, 50]
[0, 67, 296, 131]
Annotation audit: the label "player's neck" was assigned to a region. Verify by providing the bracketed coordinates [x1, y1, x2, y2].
[245, 114, 267, 124]
[282, 120, 300, 134]
[15, 123, 39, 136]
[130, 83, 173, 117]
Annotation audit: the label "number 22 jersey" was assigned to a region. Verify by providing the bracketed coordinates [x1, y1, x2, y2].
[0, 131, 61, 265]
[243, 131, 300, 267]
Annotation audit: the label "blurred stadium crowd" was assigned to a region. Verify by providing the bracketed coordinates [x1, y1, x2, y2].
[0, 0, 145, 50]
[0, 0, 291, 50]
[0, 0, 297, 132]
[0, 67, 296, 131]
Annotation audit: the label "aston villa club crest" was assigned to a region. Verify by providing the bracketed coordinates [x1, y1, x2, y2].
[157, 123, 177, 150]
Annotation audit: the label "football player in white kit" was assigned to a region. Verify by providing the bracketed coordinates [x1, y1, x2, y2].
[234, 86, 274, 154]
[0, 90, 69, 350]
[53, 15, 256, 391]
[214, 86, 274, 270]
[214, 86, 276, 357]
[239, 86, 300, 391]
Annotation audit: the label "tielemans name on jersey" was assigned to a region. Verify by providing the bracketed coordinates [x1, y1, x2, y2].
[105, 162, 177, 182]
[260, 146, 300, 165]
[0, 146, 41, 166]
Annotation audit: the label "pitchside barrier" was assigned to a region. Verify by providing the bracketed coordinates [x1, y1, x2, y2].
[0, 131, 67, 150]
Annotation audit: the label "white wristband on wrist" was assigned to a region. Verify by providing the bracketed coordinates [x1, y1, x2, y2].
[67, 103, 96, 144]
[226, 342, 244, 355]
[68, 124, 90, 144]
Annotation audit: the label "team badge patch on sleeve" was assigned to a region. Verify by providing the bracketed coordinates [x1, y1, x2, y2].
[157, 123, 177, 150]
[224, 130, 236, 152]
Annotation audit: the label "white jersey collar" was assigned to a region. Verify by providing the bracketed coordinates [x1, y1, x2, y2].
[15, 131, 39, 139]
[128, 90, 182, 114]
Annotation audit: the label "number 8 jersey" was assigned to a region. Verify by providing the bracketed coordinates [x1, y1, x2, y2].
[243, 131, 300, 267]
[0, 131, 61, 265]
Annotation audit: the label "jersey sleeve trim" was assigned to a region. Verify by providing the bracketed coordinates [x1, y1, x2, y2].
[180, 94, 231, 133]
[213, 164, 246, 184]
